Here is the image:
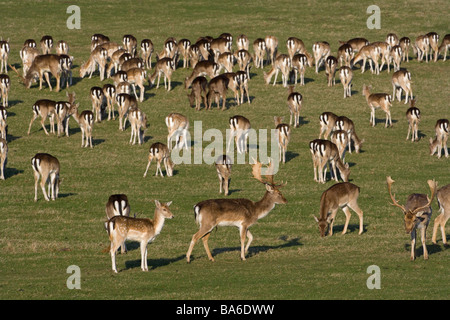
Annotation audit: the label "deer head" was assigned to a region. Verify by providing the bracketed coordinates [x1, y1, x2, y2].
[251, 158, 287, 204]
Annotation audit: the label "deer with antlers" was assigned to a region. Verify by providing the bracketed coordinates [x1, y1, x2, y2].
[387, 176, 437, 260]
[186, 159, 287, 262]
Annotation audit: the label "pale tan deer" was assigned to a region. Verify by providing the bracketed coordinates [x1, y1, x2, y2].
[106, 200, 174, 273]
[149, 57, 175, 91]
[312, 41, 330, 73]
[432, 184, 450, 245]
[274, 116, 290, 164]
[253, 38, 266, 69]
[414, 34, 430, 62]
[390, 45, 403, 72]
[287, 87, 302, 128]
[40, 36, 53, 54]
[426, 32, 439, 62]
[166, 113, 189, 150]
[350, 44, 380, 74]
[184, 61, 219, 88]
[311, 139, 350, 184]
[31, 153, 60, 202]
[429, 119, 449, 159]
[0, 138, 7, 180]
[186, 160, 287, 262]
[59, 54, 73, 89]
[325, 55, 338, 86]
[438, 34, 450, 61]
[0, 74, 10, 107]
[236, 34, 249, 51]
[116, 93, 137, 131]
[105, 194, 130, 254]
[177, 38, 191, 68]
[0, 106, 7, 139]
[235, 49, 252, 78]
[339, 66, 353, 98]
[55, 91, 76, 137]
[227, 115, 251, 154]
[314, 182, 364, 237]
[79, 46, 108, 81]
[106, 48, 127, 77]
[291, 53, 311, 86]
[265, 35, 278, 65]
[362, 84, 392, 127]
[399, 37, 411, 62]
[318, 111, 338, 139]
[16, 54, 62, 92]
[127, 107, 147, 145]
[392, 69, 413, 104]
[210, 37, 232, 62]
[0, 40, 10, 73]
[19, 45, 39, 76]
[143, 142, 174, 178]
[56, 40, 69, 55]
[215, 154, 232, 196]
[69, 103, 94, 148]
[236, 71, 251, 105]
[28, 99, 57, 135]
[123, 34, 137, 57]
[337, 43, 353, 67]
[127, 67, 146, 102]
[330, 130, 348, 162]
[387, 176, 437, 260]
[386, 33, 399, 48]
[405, 99, 420, 142]
[286, 37, 307, 60]
[333, 115, 364, 154]
[371, 41, 391, 72]
[339, 38, 369, 53]
[217, 52, 234, 74]
[140, 39, 154, 69]
[90, 86, 104, 123]
[103, 84, 116, 120]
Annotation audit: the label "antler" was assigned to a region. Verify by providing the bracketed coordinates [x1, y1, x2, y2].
[8, 64, 25, 83]
[386, 176, 406, 212]
[251, 158, 286, 187]
[411, 179, 437, 215]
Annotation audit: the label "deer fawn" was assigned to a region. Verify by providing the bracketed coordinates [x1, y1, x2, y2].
[143, 142, 174, 178]
[31, 153, 60, 202]
[314, 182, 364, 237]
[215, 154, 232, 196]
[432, 184, 450, 245]
[186, 160, 287, 262]
[106, 200, 174, 272]
[387, 176, 437, 260]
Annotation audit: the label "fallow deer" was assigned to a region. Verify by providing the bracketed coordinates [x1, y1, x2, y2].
[363, 84, 392, 127]
[166, 113, 189, 150]
[27, 99, 57, 135]
[390, 45, 403, 72]
[106, 48, 127, 77]
[310, 139, 350, 184]
[236, 71, 251, 105]
[399, 37, 411, 62]
[274, 116, 290, 164]
[265, 35, 278, 65]
[59, 54, 73, 89]
[15, 54, 62, 92]
[0, 74, 10, 107]
[210, 37, 232, 63]
[186, 160, 287, 262]
[235, 49, 252, 78]
[105, 194, 130, 254]
[178, 38, 191, 68]
[149, 57, 175, 91]
[438, 34, 450, 61]
[291, 53, 311, 86]
[314, 182, 364, 237]
[371, 41, 391, 72]
[330, 130, 348, 162]
[56, 40, 69, 55]
[127, 107, 147, 145]
[287, 87, 302, 128]
[263, 54, 291, 87]
[319, 111, 338, 139]
[19, 45, 39, 76]
[116, 93, 137, 131]
[236, 34, 249, 51]
[40, 36, 53, 54]
[0, 106, 7, 139]
[215, 154, 232, 196]
[103, 84, 116, 120]
[387, 176, 437, 260]
[227, 115, 251, 154]
[414, 34, 430, 62]
[187, 76, 208, 111]
[392, 69, 413, 104]
[184, 61, 219, 88]
[429, 119, 449, 159]
[432, 184, 450, 245]
[386, 33, 399, 48]
[123, 34, 137, 57]
[79, 46, 108, 81]
[339, 66, 353, 98]
[143, 142, 174, 178]
[0, 138, 7, 180]
[90, 86, 104, 123]
[350, 44, 380, 74]
[31, 153, 60, 202]
[426, 32, 440, 62]
[325, 55, 338, 86]
[107, 200, 174, 273]
[334, 115, 364, 155]
[286, 37, 306, 60]
[405, 99, 420, 142]
[140, 39, 154, 69]
[312, 41, 330, 73]
[217, 52, 234, 74]
[0, 39, 10, 73]
[206, 75, 229, 111]
[339, 38, 369, 53]
[55, 91, 76, 137]
[126, 67, 146, 102]
[337, 43, 353, 67]
[69, 103, 94, 148]
[253, 38, 266, 69]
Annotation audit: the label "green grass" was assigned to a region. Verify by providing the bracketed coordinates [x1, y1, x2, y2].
[0, 0, 449, 300]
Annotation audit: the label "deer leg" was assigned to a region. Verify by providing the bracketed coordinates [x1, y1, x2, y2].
[28, 114, 39, 135]
[187, 228, 212, 263]
[410, 230, 416, 260]
[33, 171, 40, 202]
[40, 118, 50, 136]
[239, 225, 248, 260]
[421, 228, 428, 260]
[44, 72, 53, 91]
[341, 206, 352, 235]
[40, 174, 50, 201]
[348, 200, 364, 235]
[328, 209, 339, 236]
[245, 229, 253, 254]
[201, 232, 214, 262]
[140, 242, 148, 271]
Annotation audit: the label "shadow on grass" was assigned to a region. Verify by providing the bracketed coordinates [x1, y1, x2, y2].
[403, 242, 446, 259]
[332, 223, 367, 235]
[125, 254, 186, 271]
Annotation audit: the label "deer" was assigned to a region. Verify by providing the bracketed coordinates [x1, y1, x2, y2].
[120, 57, 144, 72]
[386, 33, 399, 47]
[371, 41, 391, 72]
[387, 176, 437, 260]
[186, 159, 287, 262]
[325, 55, 338, 86]
[79, 46, 108, 81]
[106, 48, 128, 77]
[339, 66, 353, 98]
[143, 142, 174, 178]
[126, 67, 146, 102]
[19, 45, 39, 76]
[314, 182, 364, 237]
[206, 75, 229, 111]
[263, 54, 291, 87]
[432, 184, 450, 246]
[166, 113, 189, 150]
[220, 73, 240, 106]
[194, 37, 211, 61]
[339, 38, 369, 53]
[90, 86, 104, 123]
[438, 34, 450, 61]
[40, 36, 53, 54]
[31, 153, 60, 202]
[177, 38, 191, 68]
[310, 139, 350, 184]
[59, 54, 73, 89]
[236, 34, 249, 51]
[414, 34, 430, 62]
[123, 34, 137, 57]
[287, 87, 302, 128]
[55, 91, 76, 137]
[187, 76, 208, 111]
[399, 37, 411, 62]
[235, 49, 252, 79]
[265, 35, 278, 65]
[103, 84, 116, 121]
[56, 40, 69, 55]
[405, 99, 420, 142]
[274, 116, 290, 164]
[392, 69, 413, 104]
[27, 99, 57, 136]
[90, 33, 110, 50]
[140, 39, 154, 69]
[116, 93, 137, 131]
[0, 138, 7, 180]
[236, 71, 251, 105]
[286, 37, 307, 60]
[127, 107, 147, 145]
[390, 45, 403, 72]
[253, 38, 266, 69]
[350, 44, 380, 74]
[106, 200, 174, 273]
[184, 61, 219, 88]
[227, 115, 251, 154]
[105, 194, 130, 254]
[210, 37, 232, 63]
[69, 103, 94, 148]
[337, 43, 353, 67]
[291, 53, 311, 86]
[333, 115, 364, 155]
[426, 32, 440, 62]
[362, 84, 393, 128]
[429, 119, 449, 159]
[0, 39, 10, 73]
[312, 41, 330, 73]
[215, 154, 232, 196]
[217, 52, 234, 74]
[319, 111, 338, 139]
[330, 130, 348, 163]
[149, 57, 175, 91]
[0, 74, 10, 107]
[0, 106, 7, 139]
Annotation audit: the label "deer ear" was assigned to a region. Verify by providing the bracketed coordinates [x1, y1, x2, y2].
[313, 215, 319, 223]
[166, 201, 172, 207]
[154, 200, 161, 208]
[265, 184, 274, 192]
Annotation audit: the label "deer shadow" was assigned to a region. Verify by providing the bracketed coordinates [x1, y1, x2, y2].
[285, 151, 299, 163]
[332, 223, 367, 235]
[404, 242, 444, 259]
[4, 167, 24, 179]
[125, 254, 186, 271]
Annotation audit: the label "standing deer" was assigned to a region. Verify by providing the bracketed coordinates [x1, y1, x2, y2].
[253, 38, 266, 69]
[319, 111, 338, 139]
[116, 93, 137, 131]
[0, 74, 10, 107]
[227, 115, 251, 154]
[405, 99, 420, 142]
[18, 54, 62, 92]
[399, 37, 411, 62]
[55, 91, 76, 137]
[438, 34, 450, 61]
[363, 84, 393, 128]
[106, 200, 174, 273]
[310, 139, 350, 184]
[291, 53, 311, 86]
[339, 66, 353, 98]
[103, 84, 116, 121]
[166, 113, 189, 150]
[426, 32, 439, 62]
[392, 69, 413, 104]
[0, 138, 7, 180]
[432, 184, 450, 245]
[69, 103, 94, 148]
[287, 87, 302, 128]
[429, 119, 449, 158]
[143, 142, 174, 178]
[31, 153, 60, 202]
[187, 76, 208, 111]
[105, 194, 130, 254]
[127, 107, 147, 145]
[314, 182, 364, 237]
[140, 39, 154, 69]
[206, 75, 229, 111]
[0, 106, 6, 139]
[333, 115, 364, 154]
[325, 55, 338, 86]
[265, 35, 278, 65]
[312, 41, 330, 73]
[215, 154, 232, 196]
[263, 54, 291, 87]
[90, 86, 104, 123]
[0, 39, 10, 73]
[186, 160, 287, 262]
[28, 100, 57, 136]
[387, 176, 436, 260]
[40, 36, 53, 54]
[274, 116, 290, 164]
[149, 57, 176, 91]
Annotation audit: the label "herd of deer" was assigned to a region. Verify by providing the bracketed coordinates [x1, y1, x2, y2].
[0, 31, 448, 272]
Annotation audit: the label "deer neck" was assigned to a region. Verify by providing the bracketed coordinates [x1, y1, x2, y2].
[152, 209, 166, 237]
[255, 191, 277, 220]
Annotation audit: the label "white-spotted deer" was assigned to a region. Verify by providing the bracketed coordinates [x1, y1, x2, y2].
[432, 184, 450, 245]
[392, 69, 413, 104]
[274, 116, 290, 164]
[31, 153, 60, 202]
[166, 113, 189, 150]
[287, 87, 302, 128]
[107, 200, 174, 273]
[363, 84, 392, 127]
[429, 119, 449, 158]
[186, 160, 287, 262]
[387, 176, 437, 260]
[314, 182, 364, 237]
[215, 154, 232, 196]
[405, 99, 420, 142]
[227, 115, 251, 154]
[143, 142, 174, 178]
[339, 66, 353, 98]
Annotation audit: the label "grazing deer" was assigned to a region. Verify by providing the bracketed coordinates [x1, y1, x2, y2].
[69, 103, 94, 148]
[405, 99, 420, 142]
[194, 37, 211, 61]
[105, 194, 130, 254]
[120, 57, 144, 72]
[274, 116, 290, 164]
[140, 39, 154, 69]
[28, 99, 57, 135]
[186, 160, 287, 262]
[337, 43, 353, 67]
[127, 107, 147, 145]
[319, 111, 338, 139]
[312, 41, 330, 73]
[107, 200, 174, 273]
[392, 69, 413, 104]
[314, 182, 364, 237]
[210, 37, 232, 62]
[264, 54, 291, 87]
[206, 75, 229, 111]
[79, 46, 108, 81]
[126, 67, 146, 102]
[0, 74, 10, 107]
[253, 38, 266, 69]
[0, 138, 7, 180]
[184, 61, 219, 88]
[429, 119, 449, 159]
[426, 32, 440, 62]
[217, 52, 234, 74]
[55, 91, 76, 137]
[236, 34, 249, 51]
[286, 37, 307, 60]
[56, 40, 69, 55]
[387, 176, 436, 260]
[432, 184, 450, 245]
[215, 154, 232, 196]
[310, 139, 350, 184]
[103, 84, 116, 121]
[363, 84, 392, 127]
[227, 115, 251, 154]
[438, 34, 450, 61]
[235, 49, 252, 79]
[414, 35, 430, 62]
[390, 45, 403, 72]
[350, 44, 380, 74]
[334, 115, 364, 154]
[0, 39, 10, 73]
[178, 38, 191, 68]
[40, 36, 53, 54]
[106, 48, 127, 77]
[31, 153, 60, 202]
[287, 87, 302, 128]
[371, 41, 391, 72]
[149, 57, 175, 91]
[90, 86, 104, 123]
[0, 106, 7, 139]
[325, 55, 338, 86]
[339, 66, 353, 98]
[220, 73, 240, 106]
[399, 37, 411, 62]
[265, 35, 278, 65]
[291, 53, 310, 86]
[188, 76, 208, 111]
[15, 54, 62, 92]
[166, 113, 189, 150]
[330, 130, 348, 162]
[143, 142, 174, 178]
[19, 45, 39, 76]
[122, 34, 137, 57]
[339, 38, 369, 53]
[116, 93, 137, 131]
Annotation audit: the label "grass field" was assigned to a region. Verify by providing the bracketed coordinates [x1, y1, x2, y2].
[0, 0, 449, 300]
